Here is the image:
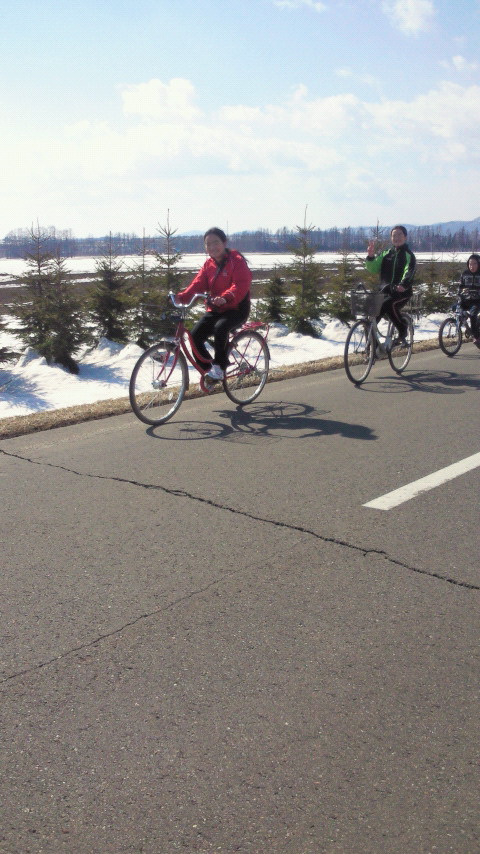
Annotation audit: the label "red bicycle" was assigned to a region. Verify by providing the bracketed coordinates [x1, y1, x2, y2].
[129, 292, 270, 425]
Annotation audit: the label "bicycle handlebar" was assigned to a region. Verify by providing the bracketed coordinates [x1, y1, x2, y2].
[168, 291, 210, 310]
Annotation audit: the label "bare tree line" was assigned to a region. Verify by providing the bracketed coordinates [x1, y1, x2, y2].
[2, 220, 479, 259]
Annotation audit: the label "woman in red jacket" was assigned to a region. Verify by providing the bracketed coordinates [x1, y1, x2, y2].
[176, 227, 251, 380]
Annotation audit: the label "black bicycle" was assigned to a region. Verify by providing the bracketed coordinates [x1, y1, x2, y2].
[438, 290, 477, 357]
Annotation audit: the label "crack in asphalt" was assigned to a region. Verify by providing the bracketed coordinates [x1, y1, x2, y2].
[2, 447, 478, 593]
[0, 572, 239, 686]
[1, 446, 478, 685]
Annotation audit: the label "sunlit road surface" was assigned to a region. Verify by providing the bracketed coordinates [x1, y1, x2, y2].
[1, 345, 478, 854]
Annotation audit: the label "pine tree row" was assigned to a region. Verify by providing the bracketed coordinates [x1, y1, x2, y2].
[0, 218, 461, 372]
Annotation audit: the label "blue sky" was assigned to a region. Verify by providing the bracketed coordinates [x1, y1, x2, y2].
[1, 0, 479, 237]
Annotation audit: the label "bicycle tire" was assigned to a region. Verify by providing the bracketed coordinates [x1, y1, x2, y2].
[439, 317, 462, 356]
[388, 315, 414, 374]
[344, 320, 374, 384]
[129, 340, 187, 425]
[223, 329, 269, 405]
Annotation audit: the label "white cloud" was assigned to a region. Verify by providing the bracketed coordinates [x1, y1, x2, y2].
[440, 55, 478, 73]
[272, 0, 327, 12]
[8, 78, 480, 186]
[335, 67, 382, 90]
[220, 85, 365, 140]
[367, 81, 480, 152]
[121, 78, 201, 122]
[381, 0, 435, 35]
[3, 76, 480, 233]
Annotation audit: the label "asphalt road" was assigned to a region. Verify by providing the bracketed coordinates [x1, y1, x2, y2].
[1, 345, 479, 854]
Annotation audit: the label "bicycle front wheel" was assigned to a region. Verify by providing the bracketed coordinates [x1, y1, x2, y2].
[439, 317, 462, 356]
[388, 316, 413, 374]
[344, 320, 373, 384]
[129, 341, 187, 425]
[223, 329, 269, 404]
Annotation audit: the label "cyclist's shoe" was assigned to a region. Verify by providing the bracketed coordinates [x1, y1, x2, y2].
[206, 364, 225, 380]
[392, 336, 408, 348]
[473, 338, 480, 349]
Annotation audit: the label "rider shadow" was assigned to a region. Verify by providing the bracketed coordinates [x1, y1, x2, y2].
[147, 401, 377, 443]
[357, 367, 480, 396]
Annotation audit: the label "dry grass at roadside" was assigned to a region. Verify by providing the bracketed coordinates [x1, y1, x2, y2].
[0, 338, 441, 440]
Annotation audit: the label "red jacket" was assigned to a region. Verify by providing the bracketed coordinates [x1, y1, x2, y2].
[177, 249, 251, 313]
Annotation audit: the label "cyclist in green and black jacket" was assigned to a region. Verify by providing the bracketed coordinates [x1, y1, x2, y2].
[365, 225, 416, 345]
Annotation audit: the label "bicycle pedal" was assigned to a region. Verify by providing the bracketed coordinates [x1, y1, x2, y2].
[203, 376, 219, 391]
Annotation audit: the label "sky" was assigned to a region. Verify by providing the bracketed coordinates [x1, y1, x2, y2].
[1, 0, 480, 238]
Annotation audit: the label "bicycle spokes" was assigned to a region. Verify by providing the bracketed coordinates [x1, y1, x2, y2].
[224, 330, 269, 404]
[344, 320, 374, 384]
[388, 320, 413, 373]
[129, 341, 188, 425]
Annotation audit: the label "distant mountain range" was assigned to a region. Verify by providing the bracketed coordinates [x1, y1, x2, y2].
[423, 216, 480, 235]
[355, 218, 480, 236]
[181, 218, 480, 237]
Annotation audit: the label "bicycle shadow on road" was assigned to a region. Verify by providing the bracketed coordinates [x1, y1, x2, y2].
[147, 401, 377, 443]
[354, 367, 480, 396]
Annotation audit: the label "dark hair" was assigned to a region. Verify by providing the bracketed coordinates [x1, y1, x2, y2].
[467, 253, 480, 267]
[391, 224, 407, 237]
[203, 227, 227, 243]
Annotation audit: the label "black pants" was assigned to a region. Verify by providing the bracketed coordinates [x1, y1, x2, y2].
[470, 303, 480, 338]
[378, 286, 410, 338]
[190, 299, 250, 370]
[461, 296, 480, 338]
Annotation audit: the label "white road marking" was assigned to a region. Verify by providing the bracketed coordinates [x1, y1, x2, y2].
[363, 451, 480, 511]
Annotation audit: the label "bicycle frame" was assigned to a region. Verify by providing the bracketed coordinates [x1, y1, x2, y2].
[351, 284, 412, 357]
[344, 285, 414, 384]
[438, 290, 477, 357]
[450, 296, 472, 336]
[129, 291, 271, 425]
[165, 292, 269, 395]
[365, 316, 393, 360]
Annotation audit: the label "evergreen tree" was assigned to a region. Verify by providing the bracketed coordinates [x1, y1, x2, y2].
[323, 246, 362, 323]
[152, 212, 186, 294]
[367, 219, 389, 258]
[425, 250, 461, 313]
[441, 250, 462, 292]
[0, 315, 17, 363]
[421, 252, 451, 312]
[128, 231, 171, 348]
[89, 235, 131, 343]
[12, 225, 90, 372]
[258, 271, 288, 323]
[285, 211, 323, 336]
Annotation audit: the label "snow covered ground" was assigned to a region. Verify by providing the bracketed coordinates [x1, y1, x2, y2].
[0, 251, 472, 283]
[0, 311, 445, 420]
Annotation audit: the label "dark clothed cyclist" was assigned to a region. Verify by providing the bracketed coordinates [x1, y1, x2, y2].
[365, 225, 416, 344]
[459, 253, 480, 348]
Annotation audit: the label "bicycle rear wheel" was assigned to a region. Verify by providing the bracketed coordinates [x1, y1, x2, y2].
[223, 329, 269, 404]
[129, 341, 187, 425]
[344, 320, 373, 384]
[388, 316, 413, 373]
[439, 317, 462, 356]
